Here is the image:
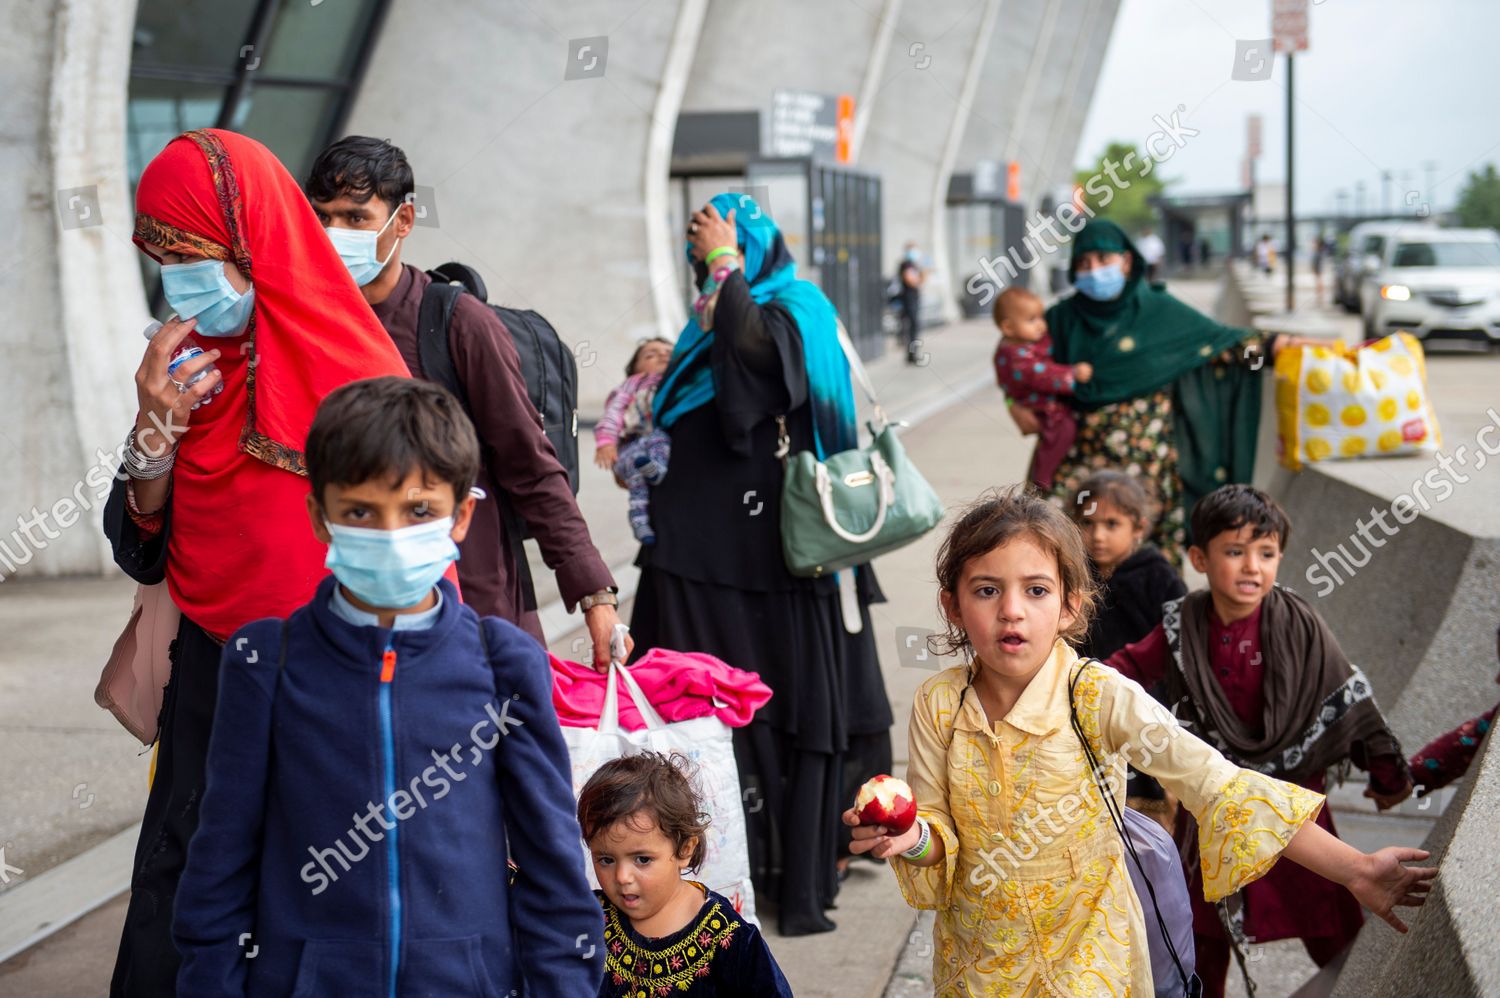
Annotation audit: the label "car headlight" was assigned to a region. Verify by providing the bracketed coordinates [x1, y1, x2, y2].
[1380, 284, 1412, 302]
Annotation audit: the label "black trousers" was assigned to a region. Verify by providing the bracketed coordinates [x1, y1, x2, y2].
[899, 295, 921, 361]
[110, 617, 223, 998]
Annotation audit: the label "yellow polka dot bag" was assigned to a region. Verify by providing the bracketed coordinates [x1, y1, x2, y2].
[1274, 332, 1441, 470]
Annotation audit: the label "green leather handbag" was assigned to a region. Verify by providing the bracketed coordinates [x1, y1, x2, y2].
[779, 326, 944, 580]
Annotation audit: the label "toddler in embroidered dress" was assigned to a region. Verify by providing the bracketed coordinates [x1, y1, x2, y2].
[595, 338, 673, 544]
[578, 753, 791, 998]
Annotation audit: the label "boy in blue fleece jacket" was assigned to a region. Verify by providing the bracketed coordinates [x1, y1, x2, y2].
[173, 376, 605, 997]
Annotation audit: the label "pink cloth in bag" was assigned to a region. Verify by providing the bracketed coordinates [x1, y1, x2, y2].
[551, 647, 771, 730]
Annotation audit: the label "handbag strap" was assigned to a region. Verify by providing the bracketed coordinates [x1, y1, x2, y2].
[835, 320, 882, 413]
[1068, 659, 1198, 997]
[776, 321, 887, 461]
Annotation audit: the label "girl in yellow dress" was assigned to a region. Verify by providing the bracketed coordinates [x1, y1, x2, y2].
[844, 489, 1436, 996]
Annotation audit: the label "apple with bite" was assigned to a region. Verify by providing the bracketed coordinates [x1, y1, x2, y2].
[854, 774, 916, 834]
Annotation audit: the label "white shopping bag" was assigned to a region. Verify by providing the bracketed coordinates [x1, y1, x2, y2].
[562, 630, 758, 924]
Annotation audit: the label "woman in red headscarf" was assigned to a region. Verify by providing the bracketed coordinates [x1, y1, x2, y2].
[106, 129, 410, 997]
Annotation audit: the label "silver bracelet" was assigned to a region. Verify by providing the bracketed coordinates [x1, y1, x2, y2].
[901, 818, 932, 861]
[123, 427, 176, 480]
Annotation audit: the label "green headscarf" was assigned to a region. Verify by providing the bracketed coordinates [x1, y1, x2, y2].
[1046, 218, 1262, 527]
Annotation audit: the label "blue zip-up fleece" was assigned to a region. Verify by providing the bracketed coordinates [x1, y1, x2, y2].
[174, 577, 605, 997]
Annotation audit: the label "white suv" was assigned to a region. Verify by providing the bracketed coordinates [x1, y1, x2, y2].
[1360, 228, 1500, 346]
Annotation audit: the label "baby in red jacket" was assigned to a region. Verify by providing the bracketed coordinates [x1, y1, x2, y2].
[991, 286, 1091, 489]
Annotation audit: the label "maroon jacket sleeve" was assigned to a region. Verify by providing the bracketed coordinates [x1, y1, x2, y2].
[1003, 343, 1077, 397]
[448, 295, 614, 608]
[1364, 752, 1413, 796]
[1408, 705, 1496, 794]
[1104, 623, 1169, 688]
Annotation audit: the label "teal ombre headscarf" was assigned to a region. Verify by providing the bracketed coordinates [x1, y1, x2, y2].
[654, 193, 856, 460]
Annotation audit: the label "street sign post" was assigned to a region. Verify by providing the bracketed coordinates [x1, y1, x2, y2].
[1273, 0, 1307, 311]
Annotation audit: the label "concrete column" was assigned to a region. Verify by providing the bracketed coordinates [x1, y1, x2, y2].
[1034, 0, 1121, 206]
[1007, 0, 1091, 212]
[341, 0, 698, 414]
[0, 0, 150, 580]
[860, 0, 1006, 322]
[954, 0, 1053, 178]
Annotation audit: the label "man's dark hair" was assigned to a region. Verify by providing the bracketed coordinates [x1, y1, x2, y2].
[305, 136, 414, 214]
[306, 376, 480, 505]
[1190, 483, 1291, 551]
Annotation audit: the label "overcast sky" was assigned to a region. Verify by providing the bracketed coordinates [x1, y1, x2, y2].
[1075, 0, 1498, 216]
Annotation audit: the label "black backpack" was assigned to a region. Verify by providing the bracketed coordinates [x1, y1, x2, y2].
[418, 261, 581, 496]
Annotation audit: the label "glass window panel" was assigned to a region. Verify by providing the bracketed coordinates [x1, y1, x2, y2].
[231, 85, 343, 181]
[131, 0, 260, 76]
[259, 0, 382, 81]
[125, 79, 228, 188]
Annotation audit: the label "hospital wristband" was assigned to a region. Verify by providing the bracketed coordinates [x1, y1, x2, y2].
[901, 818, 932, 861]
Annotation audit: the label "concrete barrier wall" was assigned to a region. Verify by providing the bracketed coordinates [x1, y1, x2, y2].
[1217, 267, 1500, 996]
[1331, 729, 1499, 997]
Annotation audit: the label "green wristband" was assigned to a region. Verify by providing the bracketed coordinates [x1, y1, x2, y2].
[705, 246, 739, 266]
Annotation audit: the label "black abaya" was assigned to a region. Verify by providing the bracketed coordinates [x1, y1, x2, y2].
[630, 273, 894, 936]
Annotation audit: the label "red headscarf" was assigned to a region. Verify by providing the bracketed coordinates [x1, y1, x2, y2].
[134, 129, 411, 641]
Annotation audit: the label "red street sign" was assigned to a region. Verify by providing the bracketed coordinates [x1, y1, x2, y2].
[1273, 0, 1308, 52]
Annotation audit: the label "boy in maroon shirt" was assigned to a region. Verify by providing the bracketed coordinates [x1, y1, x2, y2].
[1107, 484, 1412, 998]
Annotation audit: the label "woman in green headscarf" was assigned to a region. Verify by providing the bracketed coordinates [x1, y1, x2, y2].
[1010, 218, 1295, 565]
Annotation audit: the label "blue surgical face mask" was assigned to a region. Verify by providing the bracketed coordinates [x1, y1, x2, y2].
[324, 516, 459, 609]
[160, 259, 255, 336]
[326, 208, 402, 286]
[1074, 262, 1127, 301]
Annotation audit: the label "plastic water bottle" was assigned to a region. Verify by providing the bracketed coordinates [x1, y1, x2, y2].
[143, 320, 224, 410]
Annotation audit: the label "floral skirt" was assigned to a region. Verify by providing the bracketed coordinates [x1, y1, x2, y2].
[1050, 390, 1187, 568]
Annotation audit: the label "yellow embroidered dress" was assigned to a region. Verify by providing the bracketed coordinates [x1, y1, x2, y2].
[892, 640, 1322, 997]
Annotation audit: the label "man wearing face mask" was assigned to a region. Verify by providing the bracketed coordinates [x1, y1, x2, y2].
[1006, 218, 1300, 568]
[306, 136, 627, 669]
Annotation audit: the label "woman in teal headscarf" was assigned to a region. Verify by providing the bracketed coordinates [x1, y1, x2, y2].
[631, 194, 893, 937]
[1011, 219, 1293, 564]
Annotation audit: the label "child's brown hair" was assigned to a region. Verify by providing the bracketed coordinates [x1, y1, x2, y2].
[1190, 483, 1291, 551]
[991, 286, 1041, 332]
[625, 337, 674, 377]
[932, 486, 1097, 654]
[577, 753, 709, 870]
[1071, 470, 1160, 531]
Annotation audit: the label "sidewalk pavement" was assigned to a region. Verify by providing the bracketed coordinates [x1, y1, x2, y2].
[4, 281, 1481, 995]
[0, 315, 1012, 996]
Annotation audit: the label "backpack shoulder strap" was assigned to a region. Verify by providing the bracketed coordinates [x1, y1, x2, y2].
[417, 280, 470, 411]
[1067, 658, 1106, 759]
[1070, 656, 1200, 997]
